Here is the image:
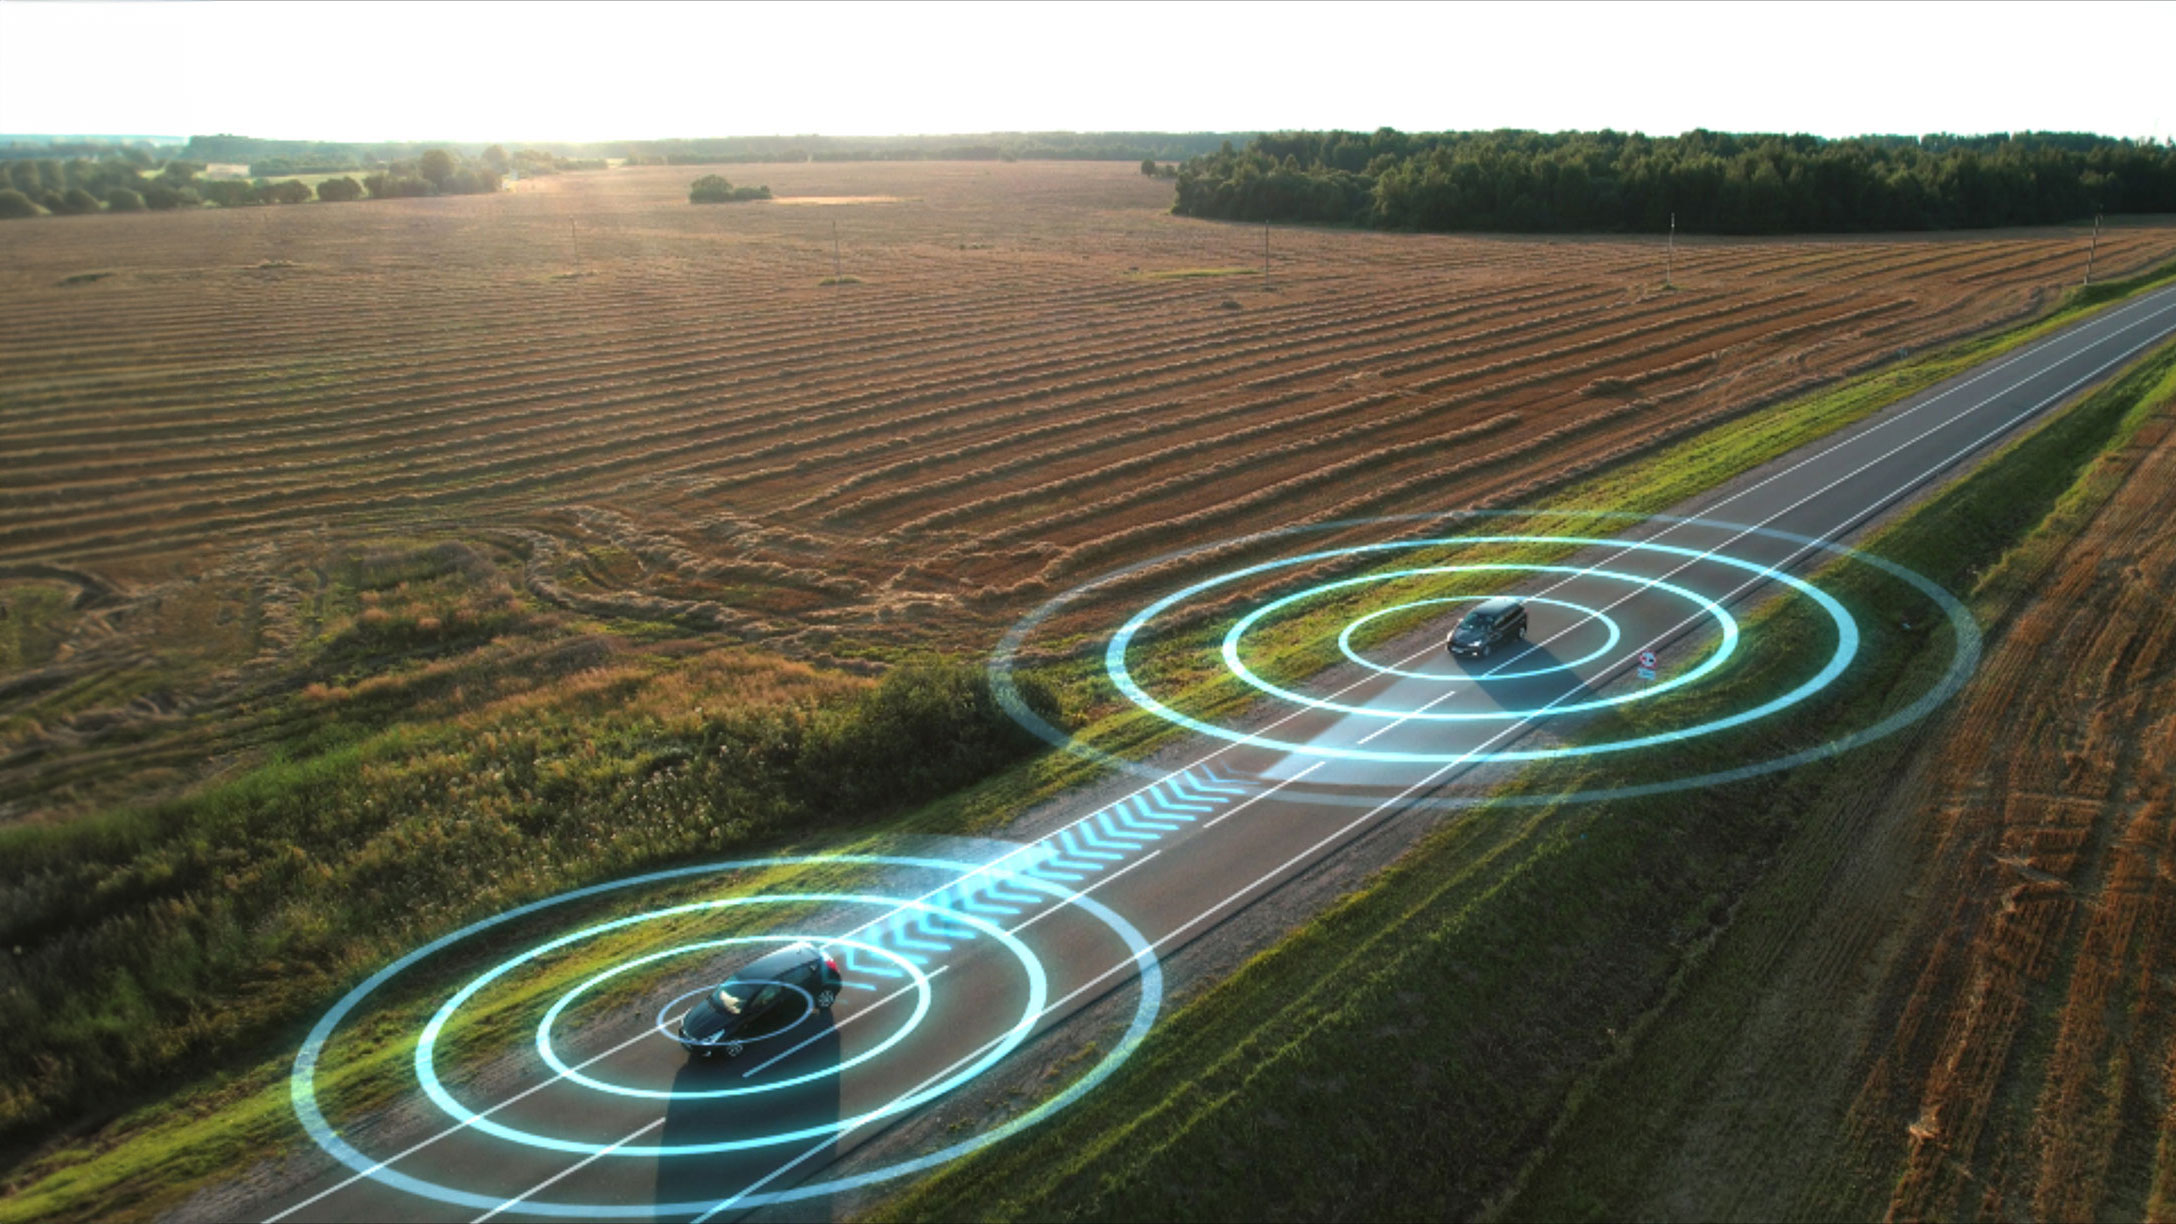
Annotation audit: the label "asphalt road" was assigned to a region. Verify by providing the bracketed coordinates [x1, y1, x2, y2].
[253, 281, 2176, 1224]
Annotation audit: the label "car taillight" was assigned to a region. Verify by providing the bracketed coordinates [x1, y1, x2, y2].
[824, 954, 840, 973]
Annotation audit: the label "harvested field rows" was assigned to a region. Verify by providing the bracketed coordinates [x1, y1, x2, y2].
[1848, 388, 2176, 1222]
[3, 160, 2174, 819]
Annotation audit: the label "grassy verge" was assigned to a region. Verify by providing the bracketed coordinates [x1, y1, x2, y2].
[877, 341, 2176, 1220]
[0, 656, 1052, 1220]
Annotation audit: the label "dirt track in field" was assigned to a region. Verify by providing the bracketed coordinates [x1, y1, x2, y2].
[2, 161, 2172, 820]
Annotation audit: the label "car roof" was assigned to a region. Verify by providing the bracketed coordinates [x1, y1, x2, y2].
[1474, 596, 1522, 615]
[730, 941, 819, 981]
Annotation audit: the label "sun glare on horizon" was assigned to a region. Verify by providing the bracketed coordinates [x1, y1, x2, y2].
[2, 0, 2171, 144]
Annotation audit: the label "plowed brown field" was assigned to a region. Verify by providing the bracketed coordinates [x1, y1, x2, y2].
[3, 161, 2173, 821]
[1848, 388, 2176, 1222]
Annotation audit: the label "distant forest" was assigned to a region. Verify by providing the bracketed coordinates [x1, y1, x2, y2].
[158, 131, 1250, 172]
[0, 144, 602, 218]
[1172, 130, 2176, 234]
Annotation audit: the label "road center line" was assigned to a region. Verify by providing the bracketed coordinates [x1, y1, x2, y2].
[738, 848, 1169, 1079]
[471, 1117, 663, 1224]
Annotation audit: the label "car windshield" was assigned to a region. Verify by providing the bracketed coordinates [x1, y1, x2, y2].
[1460, 610, 1491, 628]
[711, 987, 743, 1015]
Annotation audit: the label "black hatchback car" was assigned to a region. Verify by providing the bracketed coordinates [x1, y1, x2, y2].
[676, 941, 845, 1059]
[1446, 596, 1529, 659]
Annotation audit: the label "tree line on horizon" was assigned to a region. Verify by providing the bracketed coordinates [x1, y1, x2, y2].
[5, 131, 1253, 172]
[1171, 129, 2176, 234]
[0, 145, 558, 219]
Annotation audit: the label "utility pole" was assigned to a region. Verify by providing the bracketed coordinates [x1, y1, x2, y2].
[832, 220, 844, 283]
[2085, 211, 2103, 285]
[1665, 212, 1676, 289]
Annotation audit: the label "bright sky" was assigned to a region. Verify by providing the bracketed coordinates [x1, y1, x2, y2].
[2, 0, 2170, 144]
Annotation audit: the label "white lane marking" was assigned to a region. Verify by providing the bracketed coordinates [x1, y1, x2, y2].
[1201, 761, 1323, 829]
[738, 848, 1171, 1079]
[696, 290, 2176, 1218]
[699, 713, 1525, 1221]
[734, 754, 1326, 1084]
[509, 763, 1312, 1218]
[268, 285, 2176, 1221]
[469, 1117, 664, 1224]
[1355, 682, 1461, 744]
[748, 757, 1329, 1080]
[263, 1018, 685, 1224]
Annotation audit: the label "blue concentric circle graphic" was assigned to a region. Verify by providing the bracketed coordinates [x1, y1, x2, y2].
[1214, 558, 1750, 724]
[539, 934, 930, 1100]
[417, 892, 1043, 1151]
[989, 509, 1982, 803]
[290, 850, 1163, 1216]
[1338, 595, 1623, 681]
[1112, 534, 1851, 764]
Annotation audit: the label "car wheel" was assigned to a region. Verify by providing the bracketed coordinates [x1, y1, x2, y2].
[815, 989, 838, 1010]
[724, 1041, 744, 1058]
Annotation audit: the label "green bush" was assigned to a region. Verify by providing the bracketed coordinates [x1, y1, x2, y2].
[254, 179, 313, 205]
[139, 182, 192, 210]
[689, 173, 771, 203]
[0, 188, 36, 219]
[105, 188, 145, 212]
[200, 179, 253, 207]
[315, 175, 363, 203]
[55, 186, 100, 215]
[419, 147, 454, 188]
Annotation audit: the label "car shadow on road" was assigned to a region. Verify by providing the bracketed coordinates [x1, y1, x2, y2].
[655, 1019, 843, 1221]
[1448, 637, 1608, 721]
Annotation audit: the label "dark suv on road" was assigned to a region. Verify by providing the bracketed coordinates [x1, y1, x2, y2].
[1446, 597, 1529, 659]
[676, 941, 845, 1059]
